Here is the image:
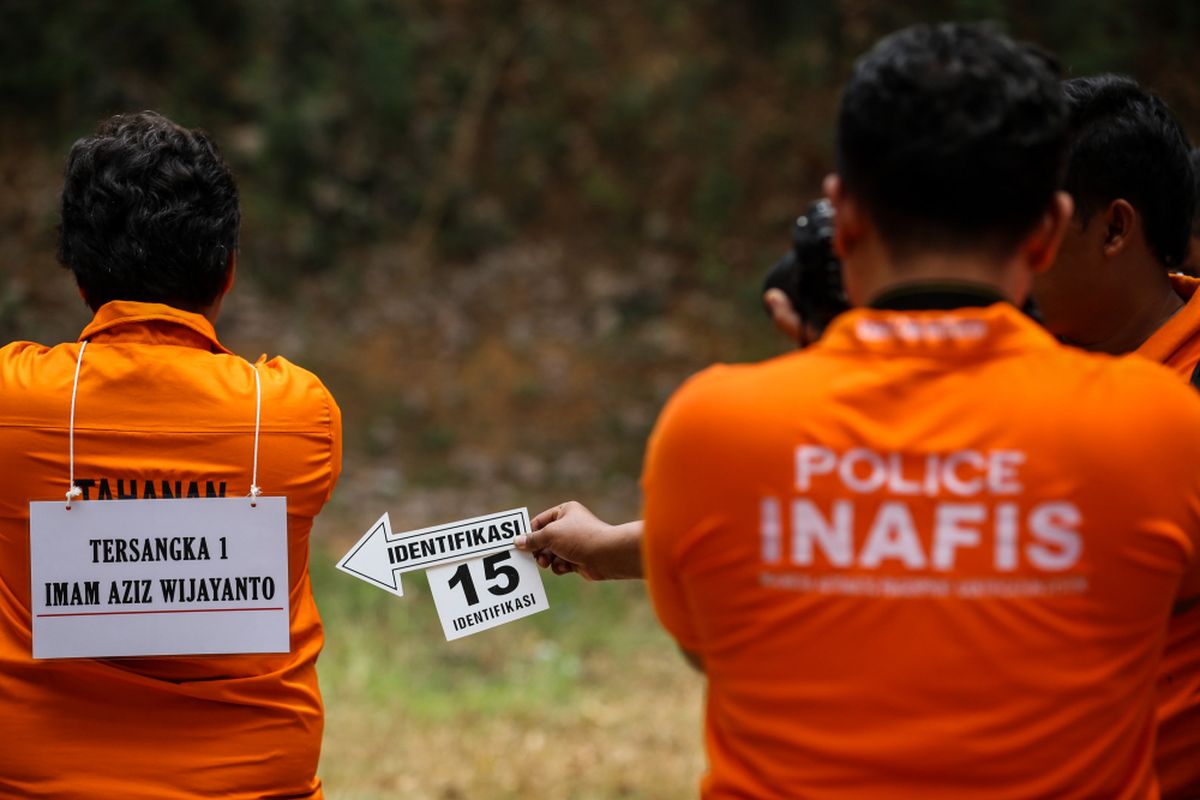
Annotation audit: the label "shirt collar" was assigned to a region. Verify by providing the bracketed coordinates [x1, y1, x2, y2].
[1134, 274, 1200, 368]
[78, 300, 233, 355]
[817, 301, 1059, 360]
[869, 281, 1009, 311]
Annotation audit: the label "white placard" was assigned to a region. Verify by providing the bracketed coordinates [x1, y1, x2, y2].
[337, 508, 531, 594]
[426, 549, 549, 640]
[29, 497, 290, 659]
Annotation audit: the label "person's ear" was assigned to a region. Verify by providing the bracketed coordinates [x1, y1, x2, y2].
[1101, 199, 1136, 258]
[1024, 191, 1074, 274]
[824, 173, 864, 260]
[763, 288, 803, 344]
[221, 251, 237, 297]
[200, 251, 238, 325]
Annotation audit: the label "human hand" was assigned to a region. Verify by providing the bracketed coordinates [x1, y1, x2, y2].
[763, 287, 804, 343]
[514, 501, 644, 580]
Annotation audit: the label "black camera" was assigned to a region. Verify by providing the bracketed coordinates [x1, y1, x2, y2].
[763, 201, 1045, 332]
[762, 199, 850, 337]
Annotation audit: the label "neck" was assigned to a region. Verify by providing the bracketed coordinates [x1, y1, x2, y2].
[1081, 277, 1183, 355]
[199, 293, 226, 325]
[869, 281, 1008, 310]
[854, 249, 1026, 308]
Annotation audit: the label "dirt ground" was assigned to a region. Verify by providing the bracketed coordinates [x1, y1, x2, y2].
[312, 517, 707, 800]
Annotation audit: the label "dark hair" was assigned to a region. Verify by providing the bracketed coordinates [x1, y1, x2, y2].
[836, 23, 1067, 258]
[58, 111, 240, 311]
[1192, 148, 1200, 234]
[1062, 76, 1194, 269]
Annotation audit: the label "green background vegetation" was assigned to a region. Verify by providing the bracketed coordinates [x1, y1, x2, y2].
[3, 1, 1199, 795]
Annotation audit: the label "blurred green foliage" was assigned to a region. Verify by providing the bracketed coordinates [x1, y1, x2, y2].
[6, 0, 1200, 486]
[5, 0, 1198, 289]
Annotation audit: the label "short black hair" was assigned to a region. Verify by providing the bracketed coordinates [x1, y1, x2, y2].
[58, 111, 240, 311]
[836, 22, 1067, 258]
[1062, 75, 1194, 269]
[1192, 148, 1200, 234]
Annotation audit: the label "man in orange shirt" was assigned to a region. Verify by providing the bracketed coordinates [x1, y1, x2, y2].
[523, 72, 1200, 797]
[641, 24, 1200, 799]
[0, 112, 341, 798]
[1031, 75, 1200, 800]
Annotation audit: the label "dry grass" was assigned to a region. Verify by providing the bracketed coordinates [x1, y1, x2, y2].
[312, 531, 706, 799]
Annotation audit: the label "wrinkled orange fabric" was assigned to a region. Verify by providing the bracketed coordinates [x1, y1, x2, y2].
[1136, 273, 1200, 800]
[643, 303, 1200, 800]
[0, 301, 341, 799]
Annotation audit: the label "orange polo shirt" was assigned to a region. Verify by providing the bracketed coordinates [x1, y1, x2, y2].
[643, 302, 1200, 799]
[1136, 273, 1200, 800]
[0, 301, 342, 799]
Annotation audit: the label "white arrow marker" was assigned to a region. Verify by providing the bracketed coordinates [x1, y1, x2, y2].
[337, 508, 532, 598]
[336, 512, 406, 598]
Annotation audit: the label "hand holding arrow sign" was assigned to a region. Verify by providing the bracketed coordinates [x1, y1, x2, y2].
[336, 508, 550, 640]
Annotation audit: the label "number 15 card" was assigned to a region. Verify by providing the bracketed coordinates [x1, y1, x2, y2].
[426, 548, 549, 640]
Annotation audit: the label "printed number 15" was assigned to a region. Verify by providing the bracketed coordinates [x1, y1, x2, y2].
[447, 551, 520, 606]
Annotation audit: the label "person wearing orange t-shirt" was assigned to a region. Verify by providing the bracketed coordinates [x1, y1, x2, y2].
[1031, 76, 1200, 800]
[0, 112, 341, 799]
[641, 25, 1200, 799]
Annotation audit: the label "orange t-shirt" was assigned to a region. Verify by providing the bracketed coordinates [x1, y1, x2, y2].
[1136, 273, 1200, 800]
[0, 301, 342, 799]
[643, 302, 1200, 799]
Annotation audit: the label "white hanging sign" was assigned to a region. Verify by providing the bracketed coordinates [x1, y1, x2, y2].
[29, 496, 290, 659]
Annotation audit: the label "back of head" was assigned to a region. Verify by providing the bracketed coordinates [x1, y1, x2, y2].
[1192, 147, 1200, 236]
[1062, 75, 1194, 269]
[58, 111, 240, 312]
[836, 22, 1067, 259]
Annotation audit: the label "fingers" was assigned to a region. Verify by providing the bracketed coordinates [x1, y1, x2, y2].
[531, 501, 572, 532]
[517, 524, 576, 574]
[763, 288, 803, 343]
[531, 499, 592, 532]
[514, 528, 542, 552]
[521, 500, 611, 579]
[530, 547, 577, 575]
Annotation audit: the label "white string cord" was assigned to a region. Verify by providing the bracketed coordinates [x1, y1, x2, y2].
[65, 343, 263, 507]
[249, 364, 262, 507]
[66, 340, 88, 509]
